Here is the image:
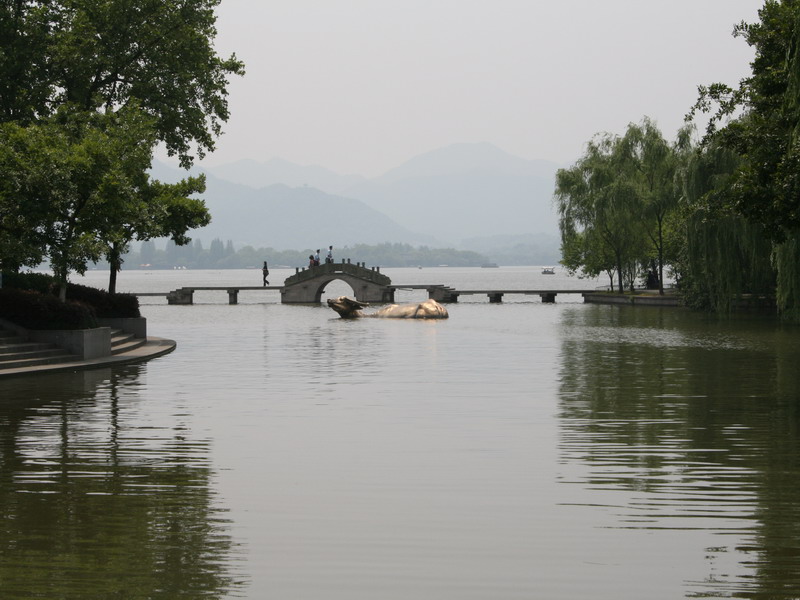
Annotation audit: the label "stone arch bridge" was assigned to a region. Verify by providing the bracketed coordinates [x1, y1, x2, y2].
[281, 261, 395, 304]
[160, 262, 599, 305]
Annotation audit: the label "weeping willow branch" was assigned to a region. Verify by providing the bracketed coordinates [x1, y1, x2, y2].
[774, 232, 800, 321]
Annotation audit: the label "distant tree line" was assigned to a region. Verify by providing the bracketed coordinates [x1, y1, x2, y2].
[555, 1, 800, 321]
[117, 240, 489, 270]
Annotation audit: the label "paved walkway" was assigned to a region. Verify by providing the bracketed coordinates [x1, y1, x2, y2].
[0, 337, 176, 379]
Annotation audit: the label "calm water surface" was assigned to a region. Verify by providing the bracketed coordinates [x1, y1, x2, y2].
[1, 267, 799, 599]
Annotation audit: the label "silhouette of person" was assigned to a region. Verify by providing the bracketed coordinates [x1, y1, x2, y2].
[326, 245, 333, 264]
[309, 254, 315, 268]
[314, 249, 321, 266]
[262, 261, 269, 286]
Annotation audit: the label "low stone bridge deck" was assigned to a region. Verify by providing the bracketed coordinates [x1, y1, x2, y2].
[166, 286, 283, 305]
[156, 262, 597, 305]
[164, 261, 395, 305]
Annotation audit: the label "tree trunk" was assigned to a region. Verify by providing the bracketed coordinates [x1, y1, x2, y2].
[55, 262, 68, 302]
[657, 219, 665, 295]
[108, 243, 121, 295]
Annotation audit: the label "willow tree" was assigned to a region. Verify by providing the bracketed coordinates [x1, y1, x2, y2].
[560, 228, 618, 289]
[678, 138, 775, 312]
[692, 0, 800, 319]
[619, 119, 689, 294]
[555, 134, 649, 293]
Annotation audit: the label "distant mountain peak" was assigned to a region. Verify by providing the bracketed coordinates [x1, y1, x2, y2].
[198, 158, 366, 193]
[376, 141, 559, 183]
[150, 141, 562, 248]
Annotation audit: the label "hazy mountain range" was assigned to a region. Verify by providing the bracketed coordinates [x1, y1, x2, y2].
[150, 142, 563, 264]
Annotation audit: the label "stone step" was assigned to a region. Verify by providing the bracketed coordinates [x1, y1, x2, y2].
[111, 329, 138, 346]
[0, 324, 146, 369]
[110, 328, 131, 341]
[0, 344, 65, 358]
[109, 329, 146, 355]
[0, 324, 78, 370]
[0, 347, 70, 361]
[111, 336, 146, 355]
[0, 341, 55, 355]
[0, 331, 27, 344]
[111, 338, 146, 355]
[0, 333, 79, 368]
[0, 353, 80, 370]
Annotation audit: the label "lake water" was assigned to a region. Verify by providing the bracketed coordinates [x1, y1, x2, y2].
[2, 266, 800, 599]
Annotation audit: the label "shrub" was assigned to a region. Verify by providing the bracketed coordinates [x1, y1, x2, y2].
[65, 282, 140, 318]
[0, 271, 140, 325]
[2, 271, 55, 294]
[0, 288, 97, 330]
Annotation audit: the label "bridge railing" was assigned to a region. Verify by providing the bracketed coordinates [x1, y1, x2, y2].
[284, 260, 391, 286]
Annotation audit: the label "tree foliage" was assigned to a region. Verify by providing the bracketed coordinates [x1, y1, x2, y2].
[693, 1, 800, 239]
[555, 124, 671, 292]
[104, 169, 209, 293]
[1, 0, 244, 166]
[678, 140, 775, 312]
[619, 118, 690, 294]
[690, 0, 800, 319]
[0, 0, 241, 298]
[552, 2, 800, 319]
[0, 107, 205, 298]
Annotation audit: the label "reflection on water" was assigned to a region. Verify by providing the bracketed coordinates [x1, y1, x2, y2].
[0, 367, 244, 599]
[5, 268, 800, 598]
[558, 305, 800, 598]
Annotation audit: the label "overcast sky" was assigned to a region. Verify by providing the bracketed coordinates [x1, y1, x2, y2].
[177, 0, 764, 177]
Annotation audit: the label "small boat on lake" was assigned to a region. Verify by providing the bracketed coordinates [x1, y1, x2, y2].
[481, 262, 499, 268]
[541, 267, 556, 274]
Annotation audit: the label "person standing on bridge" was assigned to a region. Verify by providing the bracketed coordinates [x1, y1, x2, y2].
[262, 261, 270, 286]
[314, 249, 321, 266]
[326, 245, 333, 264]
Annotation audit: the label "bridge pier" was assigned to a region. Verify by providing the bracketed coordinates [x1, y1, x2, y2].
[428, 286, 460, 303]
[227, 289, 239, 304]
[167, 288, 194, 305]
[540, 292, 557, 303]
[488, 292, 504, 303]
[355, 285, 395, 303]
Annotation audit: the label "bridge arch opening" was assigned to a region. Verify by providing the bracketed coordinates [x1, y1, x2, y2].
[319, 279, 355, 301]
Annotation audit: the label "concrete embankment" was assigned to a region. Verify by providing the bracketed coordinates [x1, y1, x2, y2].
[582, 292, 683, 307]
[0, 337, 176, 379]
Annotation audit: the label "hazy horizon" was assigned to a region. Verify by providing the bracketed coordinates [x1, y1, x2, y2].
[157, 0, 763, 177]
